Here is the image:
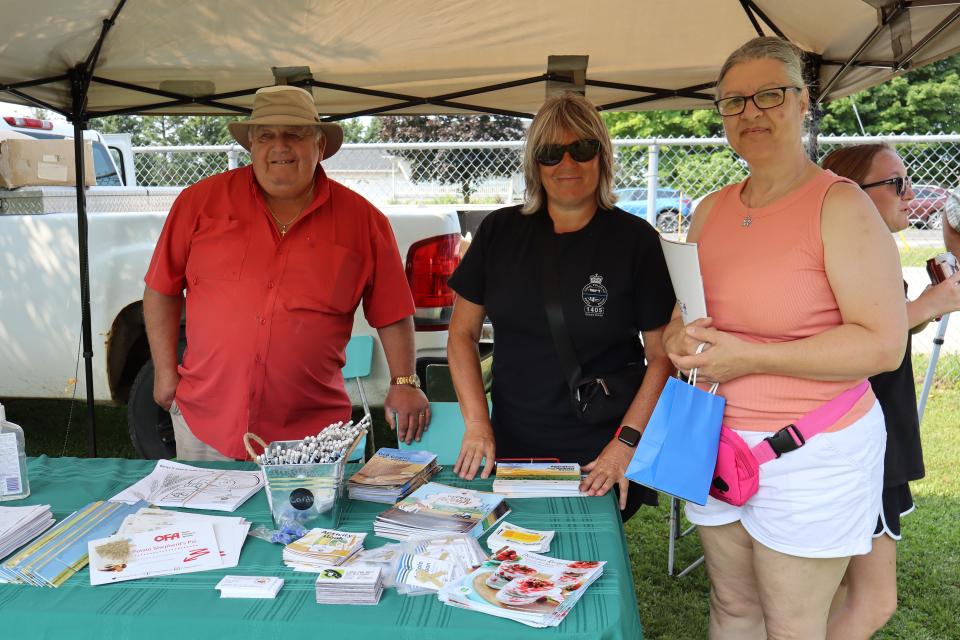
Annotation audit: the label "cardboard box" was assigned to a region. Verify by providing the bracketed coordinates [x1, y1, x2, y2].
[0, 131, 96, 189]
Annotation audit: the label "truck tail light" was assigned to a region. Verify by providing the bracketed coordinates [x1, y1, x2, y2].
[3, 116, 54, 130]
[405, 233, 460, 331]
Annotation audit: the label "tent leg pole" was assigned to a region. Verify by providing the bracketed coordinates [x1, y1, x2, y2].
[918, 313, 950, 424]
[69, 66, 97, 457]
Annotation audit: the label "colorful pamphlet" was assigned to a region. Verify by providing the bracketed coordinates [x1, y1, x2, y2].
[348, 448, 440, 504]
[118, 507, 250, 568]
[373, 482, 510, 541]
[439, 551, 606, 628]
[283, 528, 366, 570]
[110, 460, 264, 512]
[88, 522, 222, 585]
[492, 463, 587, 498]
[216, 575, 284, 599]
[0, 500, 148, 587]
[386, 533, 488, 595]
[315, 565, 383, 605]
[486, 522, 554, 553]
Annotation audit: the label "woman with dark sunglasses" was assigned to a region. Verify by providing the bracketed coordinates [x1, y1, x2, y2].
[821, 143, 960, 639]
[446, 92, 675, 520]
[663, 38, 907, 638]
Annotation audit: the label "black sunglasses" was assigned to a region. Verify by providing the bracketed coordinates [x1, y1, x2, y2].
[535, 139, 601, 166]
[859, 176, 912, 197]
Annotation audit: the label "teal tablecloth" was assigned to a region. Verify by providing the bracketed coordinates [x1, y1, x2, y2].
[0, 456, 642, 639]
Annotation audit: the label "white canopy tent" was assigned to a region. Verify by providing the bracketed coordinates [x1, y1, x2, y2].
[3, 0, 960, 453]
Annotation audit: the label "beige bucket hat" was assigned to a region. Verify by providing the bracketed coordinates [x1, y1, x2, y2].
[228, 85, 343, 159]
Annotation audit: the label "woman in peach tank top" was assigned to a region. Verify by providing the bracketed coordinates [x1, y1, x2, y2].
[662, 38, 906, 640]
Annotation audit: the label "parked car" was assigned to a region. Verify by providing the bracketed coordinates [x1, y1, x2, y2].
[907, 183, 949, 229]
[614, 187, 693, 232]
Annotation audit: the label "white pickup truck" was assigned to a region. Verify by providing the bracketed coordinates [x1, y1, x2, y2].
[0, 116, 462, 457]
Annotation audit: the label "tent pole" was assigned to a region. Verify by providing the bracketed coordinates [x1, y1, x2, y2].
[804, 53, 823, 162]
[69, 66, 97, 457]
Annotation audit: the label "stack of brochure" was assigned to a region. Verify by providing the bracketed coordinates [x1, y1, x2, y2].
[0, 504, 55, 562]
[87, 507, 251, 585]
[348, 448, 440, 503]
[0, 500, 147, 587]
[216, 575, 284, 599]
[388, 533, 488, 595]
[373, 482, 510, 541]
[439, 551, 606, 628]
[486, 522, 554, 554]
[315, 565, 384, 605]
[492, 463, 587, 498]
[110, 459, 264, 512]
[283, 528, 367, 571]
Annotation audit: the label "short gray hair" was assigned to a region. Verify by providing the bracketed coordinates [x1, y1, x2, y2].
[521, 92, 617, 215]
[248, 124, 324, 145]
[716, 36, 806, 97]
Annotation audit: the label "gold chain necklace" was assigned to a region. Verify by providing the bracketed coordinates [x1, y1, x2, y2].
[266, 206, 301, 237]
[264, 189, 313, 237]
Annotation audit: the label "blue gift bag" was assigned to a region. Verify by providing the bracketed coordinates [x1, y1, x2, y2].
[625, 375, 725, 505]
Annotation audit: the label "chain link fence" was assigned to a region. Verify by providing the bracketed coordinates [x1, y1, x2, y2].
[131, 134, 959, 395]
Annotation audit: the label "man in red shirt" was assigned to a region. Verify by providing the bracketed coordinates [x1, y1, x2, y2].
[143, 85, 430, 460]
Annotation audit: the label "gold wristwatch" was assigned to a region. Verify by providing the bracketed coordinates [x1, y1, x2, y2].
[391, 374, 421, 389]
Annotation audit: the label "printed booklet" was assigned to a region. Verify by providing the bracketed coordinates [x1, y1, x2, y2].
[439, 551, 606, 628]
[492, 463, 587, 498]
[348, 448, 440, 504]
[373, 482, 510, 541]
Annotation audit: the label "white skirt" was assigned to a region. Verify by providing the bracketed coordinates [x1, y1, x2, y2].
[686, 401, 886, 559]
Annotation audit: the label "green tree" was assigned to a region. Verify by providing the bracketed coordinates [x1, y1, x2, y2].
[378, 115, 525, 203]
[820, 54, 960, 134]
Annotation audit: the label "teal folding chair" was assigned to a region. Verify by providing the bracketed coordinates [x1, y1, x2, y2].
[399, 401, 477, 465]
[342, 335, 374, 463]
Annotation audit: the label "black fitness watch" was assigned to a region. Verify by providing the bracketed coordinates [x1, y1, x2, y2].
[615, 425, 642, 448]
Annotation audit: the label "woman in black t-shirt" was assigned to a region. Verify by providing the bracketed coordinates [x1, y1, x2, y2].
[822, 144, 960, 638]
[447, 92, 675, 520]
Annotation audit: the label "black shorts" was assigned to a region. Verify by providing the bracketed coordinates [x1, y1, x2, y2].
[873, 482, 915, 540]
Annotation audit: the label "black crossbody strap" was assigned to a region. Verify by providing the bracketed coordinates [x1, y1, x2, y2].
[537, 219, 584, 395]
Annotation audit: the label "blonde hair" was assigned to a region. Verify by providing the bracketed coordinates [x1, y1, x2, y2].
[521, 92, 616, 214]
[716, 36, 806, 98]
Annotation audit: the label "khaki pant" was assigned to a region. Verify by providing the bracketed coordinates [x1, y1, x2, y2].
[170, 401, 234, 461]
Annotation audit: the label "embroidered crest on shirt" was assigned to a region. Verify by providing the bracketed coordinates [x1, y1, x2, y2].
[582, 274, 608, 317]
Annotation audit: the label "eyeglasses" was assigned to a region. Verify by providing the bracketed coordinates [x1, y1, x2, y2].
[714, 87, 802, 117]
[535, 139, 601, 166]
[859, 176, 912, 198]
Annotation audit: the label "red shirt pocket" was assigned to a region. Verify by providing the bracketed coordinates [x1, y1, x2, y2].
[282, 242, 367, 315]
[186, 217, 250, 281]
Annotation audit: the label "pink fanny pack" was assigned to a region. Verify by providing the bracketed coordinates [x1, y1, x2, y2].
[709, 380, 871, 506]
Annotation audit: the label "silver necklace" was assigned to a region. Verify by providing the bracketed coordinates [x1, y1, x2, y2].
[742, 214, 752, 227]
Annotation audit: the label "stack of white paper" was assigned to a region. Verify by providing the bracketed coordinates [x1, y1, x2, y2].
[0, 504, 55, 561]
[216, 575, 284, 599]
[492, 463, 586, 499]
[87, 507, 251, 585]
[486, 522, 554, 554]
[315, 566, 383, 605]
[283, 528, 366, 571]
[110, 459, 264, 512]
[439, 552, 606, 628]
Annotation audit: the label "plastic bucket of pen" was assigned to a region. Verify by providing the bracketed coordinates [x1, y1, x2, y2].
[244, 434, 346, 530]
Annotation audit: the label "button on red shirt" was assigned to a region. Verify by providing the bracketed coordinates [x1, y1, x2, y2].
[145, 166, 414, 458]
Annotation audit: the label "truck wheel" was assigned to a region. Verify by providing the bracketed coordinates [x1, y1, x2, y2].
[656, 210, 681, 233]
[127, 358, 177, 459]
